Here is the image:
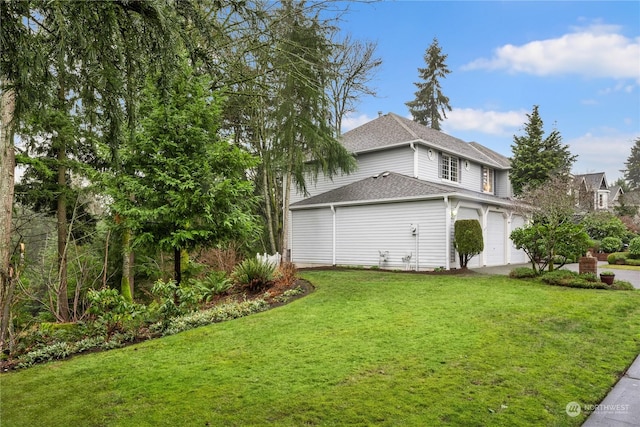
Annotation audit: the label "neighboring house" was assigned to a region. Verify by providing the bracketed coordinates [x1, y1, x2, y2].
[574, 172, 611, 212]
[609, 185, 624, 210]
[289, 112, 527, 270]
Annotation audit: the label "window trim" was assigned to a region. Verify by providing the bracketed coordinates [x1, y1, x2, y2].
[440, 153, 459, 183]
[482, 166, 494, 194]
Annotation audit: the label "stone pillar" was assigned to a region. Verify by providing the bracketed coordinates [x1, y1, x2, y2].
[579, 256, 597, 275]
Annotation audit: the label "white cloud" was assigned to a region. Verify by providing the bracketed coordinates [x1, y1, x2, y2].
[463, 24, 640, 82]
[443, 108, 527, 136]
[341, 113, 375, 132]
[568, 132, 635, 181]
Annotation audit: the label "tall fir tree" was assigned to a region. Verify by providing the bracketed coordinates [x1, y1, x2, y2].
[623, 137, 640, 189]
[111, 60, 260, 285]
[405, 37, 452, 130]
[510, 105, 577, 196]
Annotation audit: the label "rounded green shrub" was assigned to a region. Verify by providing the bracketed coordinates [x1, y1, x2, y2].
[454, 219, 484, 268]
[601, 237, 623, 253]
[607, 252, 628, 265]
[629, 237, 640, 259]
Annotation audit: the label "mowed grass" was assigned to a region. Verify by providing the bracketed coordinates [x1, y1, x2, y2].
[2, 270, 640, 426]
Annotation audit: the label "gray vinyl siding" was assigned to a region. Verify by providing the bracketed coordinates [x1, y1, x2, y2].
[291, 147, 414, 204]
[463, 162, 483, 193]
[335, 201, 446, 269]
[495, 170, 511, 198]
[291, 208, 333, 264]
[417, 145, 440, 181]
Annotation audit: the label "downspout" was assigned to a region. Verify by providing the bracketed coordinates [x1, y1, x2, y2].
[331, 205, 336, 266]
[444, 196, 451, 270]
[410, 142, 418, 178]
[415, 224, 419, 271]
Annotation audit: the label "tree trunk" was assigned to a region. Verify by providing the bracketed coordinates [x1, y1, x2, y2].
[261, 166, 277, 254]
[56, 141, 70, 322]
[281, 170, 292, 262]
[0, 85, 16, 352]
[120, 228, 133, 302]
[174, 247, 182, 285]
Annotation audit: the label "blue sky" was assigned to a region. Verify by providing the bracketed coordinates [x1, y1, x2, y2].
[337, 1, 640, 183]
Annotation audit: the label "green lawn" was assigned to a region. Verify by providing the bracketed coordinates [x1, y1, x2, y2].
[2, 270, 640, 426]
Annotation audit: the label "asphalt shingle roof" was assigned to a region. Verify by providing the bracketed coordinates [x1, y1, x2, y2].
[340, 113, 510, 169]
[291, 171, 514, 208]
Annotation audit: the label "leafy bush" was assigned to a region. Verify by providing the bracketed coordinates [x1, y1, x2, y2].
[87, 288, 146, 337]
[541, 270, 607, 289]
[627, 258, 640, 266]
[601, 237, 623, 253]
[607, 252, 627, 265]
[509, 267, 539, 279]
[188, 271, 234, 302]
[150, 280, 207, 323]
[581, 212, 627, 241]
[454, 220, 484, 268]
[629, 237, 640, 259]
[231, 258, 276, 292]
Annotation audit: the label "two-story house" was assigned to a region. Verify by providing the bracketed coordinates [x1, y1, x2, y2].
[288, 112, 527, 270]
[574, 172, 611, 212]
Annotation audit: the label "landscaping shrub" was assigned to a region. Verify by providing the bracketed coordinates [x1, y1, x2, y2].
[611, 280, 635, 291]
[629, 237, 640, 259]
[87, 288, 146, 337]
[607, 252, 628, 265]
[231, 258, 276, 292]
[626, 258, 640, 266]
[188, 271, 234, 302]
[150, 279, 207, 323]
[509, 267, 539, 279]
[601, 237, 623, 253]
[454, 219, 484, 268]
[541, 270, 607, 289]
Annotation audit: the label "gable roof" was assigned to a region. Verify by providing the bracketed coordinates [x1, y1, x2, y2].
[291, 171, 514, 209]
[340, 112, 511, 169]
[610, 185, 624, 201]
[574, 172, 608, 190]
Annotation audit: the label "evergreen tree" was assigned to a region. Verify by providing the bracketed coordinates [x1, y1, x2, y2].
[623, 137, 640, 189]
[405, 37, 452, 130]
[270, 1, 356, 259]
[510, 105, 576, 196]
[111, 61, 260, 284]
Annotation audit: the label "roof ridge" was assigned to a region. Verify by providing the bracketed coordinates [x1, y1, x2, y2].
[388, 113, 420, 140]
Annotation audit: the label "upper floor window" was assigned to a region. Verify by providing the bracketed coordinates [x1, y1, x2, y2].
[482, 166, 494, 193]
[440, 153, 458, 182]
[599, 194, 604, 208]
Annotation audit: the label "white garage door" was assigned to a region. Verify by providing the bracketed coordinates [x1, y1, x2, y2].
[486, 212, 506, 266]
